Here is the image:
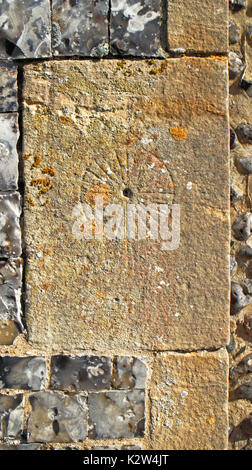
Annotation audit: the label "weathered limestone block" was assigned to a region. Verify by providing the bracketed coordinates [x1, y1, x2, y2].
[0, 62, 18, 113]
[110, 0, 161, 56]
[50, 355, 111, 391]
[22, 58, 229, 352]
[28, 391, 88, 443]
[52, 0, 109, 57]
[0, 356, 46, 390]
[0, 0, 51, 58]
[0, 258, 23, 345]
[0, 393, 24, 439]
[88, 390, 145, 439]
[112, 356, 147, 389]
[0, 192, 21, 257]
[149, 350, 229, 450]
[167, 0, 228, 53]
[0, 113, 19, 191]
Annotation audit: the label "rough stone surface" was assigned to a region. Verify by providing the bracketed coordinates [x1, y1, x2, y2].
[0, 113, 19, 191]
[50, 355, 111, 391]
[167, 0, 228, 53]
[0, 61, 18, 112]
[0, 192, 21, 257]
[0, 356, 46, 390]
[112, 356, 147, 389]
[110, 0, 161, 56]
[0, 258, 23, 342]
[0, 393, 23, 439]
[52, 0, 108, 57]
[22, 58, 229, 352]
[149, 350, 228, 450]
[28, 391, 88, 443]
[0, 0, 51, 58]
[88, 390, 145, 439]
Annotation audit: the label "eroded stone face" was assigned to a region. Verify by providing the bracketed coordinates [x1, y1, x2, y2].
[112, 356, 147, 389]
[0, 356, 46, 390]
[110, 0, 161, 56]
[0, 393, 24, 439]
[0, 0, 51, 58]
[0, 192, 21, 257]
[50, 355, 111, 391]
[0, 113, 19, 191]
[52, 0, 109, 57]
[0, 258, 23, 341]
[28, 391, 88, 443]
[88, 390, 145, 439]
[22, 59, 229, 352]
[0, 61, 18, 112]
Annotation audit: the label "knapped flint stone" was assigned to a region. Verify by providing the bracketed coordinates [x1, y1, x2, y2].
[228, 52, 244, 78]
[0, 356, 46, 390]
[52, 0, 109, 57]
[229, 19, 240, 44]
[0, 258, 23, 340]
[0, 443, 41, 450]
[229, 0, 246, 11]
[0, 393, 23, 439]
[240, 79, 252, 97]
[236, 123, 252, 144]
[88, 390, 145, 439]
[0, 192, 21, 257]
[110, 0, 161, 56]
[230, 354, 252, 381]
[0, 0, 51, 59]
[231, 282, 252, 314]
[237, 156, 252, 174]
[112, 356, 147, 389]
[0, 61, 18, 112]
[232, 381, 252, 400]
[28, 391, 88, 443]
[230, 128, 238, 150]
[0, 113, 19, 191]
[50, 355, 111, 391]
[0, 319, 20, 345]
[232, 212, 252, 241]
[229, 416, 252, 442]
[244, 313, 252, 337]
[230, 255, 237, 277]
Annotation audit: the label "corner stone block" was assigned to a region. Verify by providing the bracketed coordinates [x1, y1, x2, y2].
[149, 350, 229, 450]
[110, 0, 161, 56]
[0, 192, 21, 257]
[0, 61, 18, 112]
[0, 258, 23, 344]
[52, 0, 109, 57]
[88, 390, 145, 439]
[167, 0, 228, 53]
[0, 356, 46, 390]
[50, 355, 111, 391]
[0, 113, 19, 191]
[0, 393, 24, 439]
[28, 391, 88, 443]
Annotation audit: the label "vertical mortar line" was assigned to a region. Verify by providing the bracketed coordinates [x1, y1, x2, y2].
[108, 0, 111, 54]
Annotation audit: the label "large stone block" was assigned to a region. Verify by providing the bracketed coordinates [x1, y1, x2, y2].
[150, 349, 229, 450]
[167, 0, 228, 53]
[22, 58, 229, 352]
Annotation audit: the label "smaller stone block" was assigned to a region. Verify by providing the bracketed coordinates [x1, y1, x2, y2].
[50, 355, 111, 391]
[0, 113, 19, 191]
[28, 391, 88, 443]
[0, 61, 18, 112]
[0, 192, 21, 257]
[0, 356, 46, 390]
[110, 0, 161, 56]
[112, 356, 147, 389]
[0, 0, 51, 58]
[88, 390, 145, 439]
[0, 258, 23, 343]
[0, 393, 23, 439]
[52, 0, 109, 57]
[167, 0, 228, 53]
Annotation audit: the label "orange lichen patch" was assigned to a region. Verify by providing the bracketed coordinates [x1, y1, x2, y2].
[124, 69, 136, 76]
[44, 246, 54, 255]
[118, 59, 126, 69]
[59, 115, 72, 124]
[150, 60, 169, 75]
[31, 154, 41, 168]
[42, 167, 56, 176]
[24, 153, 32, 160]
[207, 416, 216, 425]
[25, 196, 35, 206]
[84, 183, 111, 206]
[31, 178, 54, 194]
[170, 126, 188, 141]
[208, 56, 227, 62]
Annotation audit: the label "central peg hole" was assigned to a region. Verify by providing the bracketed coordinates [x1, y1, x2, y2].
[123, 188, 134, 198]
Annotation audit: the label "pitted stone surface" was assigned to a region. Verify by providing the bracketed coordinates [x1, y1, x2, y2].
[52, 0, 109, 57]
[0, 393, 24, 439]
[22, 59, 229, 352]
[0, 62, 17, 112]
[167, 0, 228, 53]
[0, 356, 46, 390]
[88, 390, 145, 439]
[0, 0, 51, 58]
[0, 192, 21, 257]
[28, 391, 88, 443]
[0, 114, 19, 191]
[50, 355, 111, 391]
[112, 356, 147, 389]
[110, 0, 161, 56]
[0, 258, 23, 342]
[150, 350, 229, 450]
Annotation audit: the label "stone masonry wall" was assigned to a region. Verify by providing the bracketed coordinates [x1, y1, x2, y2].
[0, 0, 234, 450]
